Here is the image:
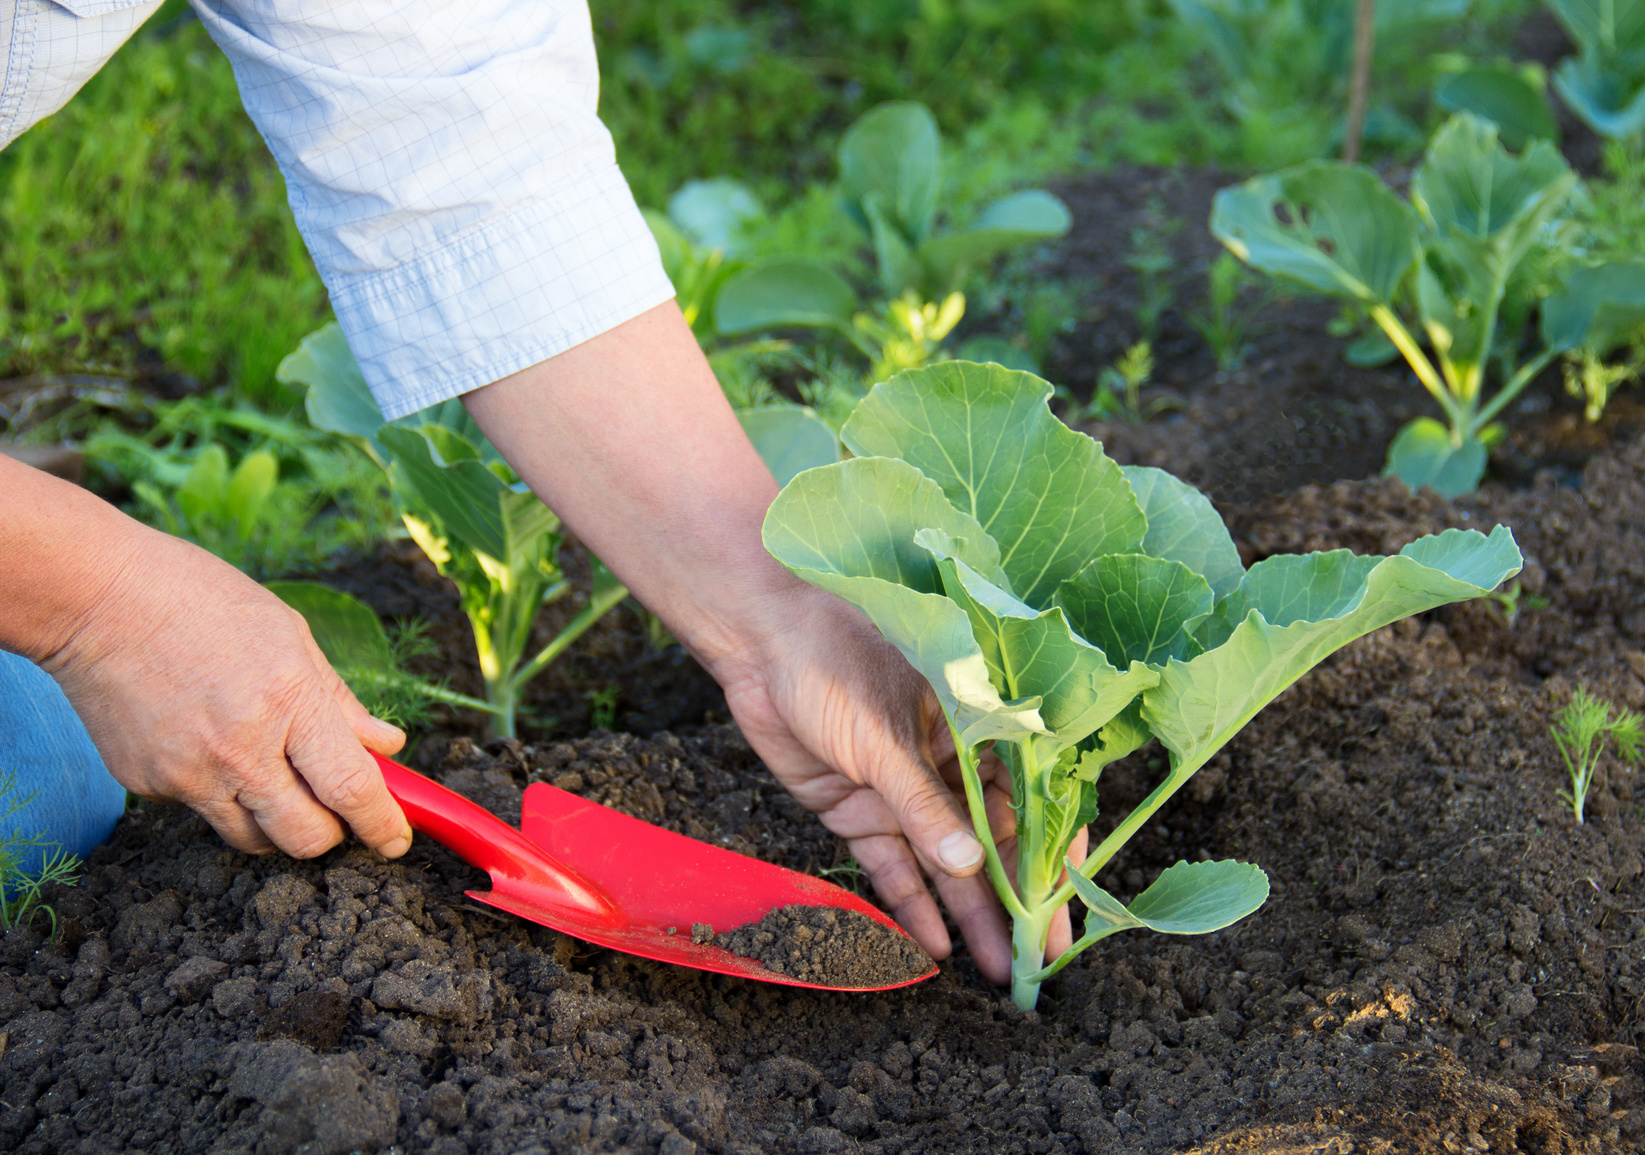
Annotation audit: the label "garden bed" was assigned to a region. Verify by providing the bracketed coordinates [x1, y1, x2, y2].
[3, 429, 1643, 1154]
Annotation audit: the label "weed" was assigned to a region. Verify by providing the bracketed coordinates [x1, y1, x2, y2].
[0, 773, 83, 937]
[1125, 202, 1179, 342]
[1551, 686, 1644, 824]
[1193, 252, 1259, 372]
[1483, 579, 1550, 628]
[588, 686, 622, 731]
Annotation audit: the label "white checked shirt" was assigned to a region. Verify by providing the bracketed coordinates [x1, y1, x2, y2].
[0, 0, 674, 419]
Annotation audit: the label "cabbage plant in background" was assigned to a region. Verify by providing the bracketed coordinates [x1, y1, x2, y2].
[763, 361, 1522, 1009]
[1213, 112, 1645, 497]
[1542, 0, 1645, 141]
[278, 325, 627, 739]
[713, 101, 1070, 349]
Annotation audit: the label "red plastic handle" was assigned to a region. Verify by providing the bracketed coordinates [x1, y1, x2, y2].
[374, 753, 622, 925]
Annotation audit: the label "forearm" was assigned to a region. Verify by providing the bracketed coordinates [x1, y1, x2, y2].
[0, 457, 146, 664]
[461, 301, 804, 676]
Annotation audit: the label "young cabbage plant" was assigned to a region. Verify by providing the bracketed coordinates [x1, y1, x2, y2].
[714, 101, 1069, 345]
[266, 581, 504, 732]
[762, 361, 1523, 1009]
[278, 324, 627, 739]
[1214, 113, 1645, 496]
[1543, 0, 1645, 141]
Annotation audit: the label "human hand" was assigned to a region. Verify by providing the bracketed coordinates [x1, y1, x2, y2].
[707, 584, 1085, 982]
[28, 497, 413, 859]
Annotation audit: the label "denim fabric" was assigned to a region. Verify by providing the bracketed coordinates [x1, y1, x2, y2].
[0, 649, 128, 874]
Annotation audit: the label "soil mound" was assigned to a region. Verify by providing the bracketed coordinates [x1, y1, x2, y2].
[712, 906, 932, 988]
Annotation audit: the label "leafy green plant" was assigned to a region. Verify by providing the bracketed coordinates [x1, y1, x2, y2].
[714, 102, 1069, 346]
[85, 399, 392, 577]
[1551, 686, 1644, 823]
[279, 324, 627, 739]
[1126, 205, 1178, 342]
[0, 773, 82, 936]
[267, 581, 502, 731]
[1213, 113, 1645, 496]
[1193, 252, 1259, 371]
[762, 360, 1522, 1009]
[1166, 0, 1453, 167]
[1543, 0, 1645, 142]
[1435, 63, 1561, 150]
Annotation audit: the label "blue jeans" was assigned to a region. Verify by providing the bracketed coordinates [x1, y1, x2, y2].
[0, 650, 128, 875]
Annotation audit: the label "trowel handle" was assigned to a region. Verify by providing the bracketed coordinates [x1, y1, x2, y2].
[373, 754, 622, 925]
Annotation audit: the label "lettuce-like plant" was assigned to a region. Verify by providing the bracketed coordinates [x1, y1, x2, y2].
[714, 102, 1069, 342]
[279, 325, 627, 739]
[762, 362, 1522, 1009]
[1214, 113, 1645, 497]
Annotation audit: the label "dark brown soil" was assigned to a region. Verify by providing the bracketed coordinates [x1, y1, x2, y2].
[4, 433, 1645, 1154]
[711, 907, 932, 989]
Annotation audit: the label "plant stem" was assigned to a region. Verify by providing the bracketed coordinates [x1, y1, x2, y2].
[1010, 908, 1054, 1011]
[510, 576, 629, 690]
[952, 735, 1028, 922]
[1471, 347, 1558, 433]
[1369, 305, 1459, 424]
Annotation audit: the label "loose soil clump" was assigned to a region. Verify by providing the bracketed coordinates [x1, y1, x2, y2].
[711, 907, 932, 989]
[5, 443, 1644, 1153]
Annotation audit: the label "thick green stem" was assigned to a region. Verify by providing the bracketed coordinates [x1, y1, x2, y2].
[485, 675, 518, 740]
[510, 577, 629, 689]
[1010, 908, 1054, 1011]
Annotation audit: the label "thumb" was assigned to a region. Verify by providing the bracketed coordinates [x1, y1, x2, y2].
[296, 629, 406, 756]
[874, 747, 985, 878]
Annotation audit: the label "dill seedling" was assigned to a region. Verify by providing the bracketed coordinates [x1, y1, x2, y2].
[1551, 687, 1644, 824]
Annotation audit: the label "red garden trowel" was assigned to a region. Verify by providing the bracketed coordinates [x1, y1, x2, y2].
[375, 754, 937, 992]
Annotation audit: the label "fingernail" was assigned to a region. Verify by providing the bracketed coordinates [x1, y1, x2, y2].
[377, 833, 412, 858]
[938, 830, 983, 872]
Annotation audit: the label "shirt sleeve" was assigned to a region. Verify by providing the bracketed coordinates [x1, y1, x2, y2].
[190, 0, 675, 420]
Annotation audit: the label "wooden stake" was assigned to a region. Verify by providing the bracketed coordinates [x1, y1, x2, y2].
[1343, 0, 1377, 163]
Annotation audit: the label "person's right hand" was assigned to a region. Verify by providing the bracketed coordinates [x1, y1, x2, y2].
[22, 485, 413, 860]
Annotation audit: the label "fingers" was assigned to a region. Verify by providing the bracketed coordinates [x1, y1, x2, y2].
[283, 692, 413, 859]
[872, 743, 985, 879]
[849, 833, 952, 960]
[297, 628, 406, 756]
[932, 868, 1013, 984]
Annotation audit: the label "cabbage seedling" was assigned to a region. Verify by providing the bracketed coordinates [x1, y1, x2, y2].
[279, 325, 627, 739]
[763, 361, 1523, 1009]
[1214, 113, 1645, 497]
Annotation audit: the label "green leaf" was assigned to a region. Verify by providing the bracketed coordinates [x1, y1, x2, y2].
[714, 259, 859, 337]
[1554, 56, 1645, 140]
[1210, 162, 1419, 304]
[1545, 0, 1645, 58]
[224, 450, 279, 537]
[176, 444, 231, 525]
[1121, 464, 1244, 601]
[1199, 549, 1382, 649]
[265, 581, 395, 672]
[1542, 260, 1645, 355]
[1412, 114, 1574, 252]
[863, 193, 926, 298]
[644, 209, 696, 289]
[1068, 860, 1269, 940]
[1346, 327, 1400, 367]
[1384, 416, 1488, 498]
[666, 178, 761, 254]
[763, 457, 1047, 745]
[1142, 525, 1521, 774]
[917, 190, 1072, 296]
[283, 324, 387, 457]
[378, 426, 527, 564]
[735, 405, 841, 487]
[1436, 67, 1559, 149]
[1056, 554, 1214, 668]
[842, 362, 1146, 607]
[920, 530, 1157, 747]
[838, 101, 942, 246]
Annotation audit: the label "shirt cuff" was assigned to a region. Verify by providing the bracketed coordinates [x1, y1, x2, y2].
[326, 161, 676, 421]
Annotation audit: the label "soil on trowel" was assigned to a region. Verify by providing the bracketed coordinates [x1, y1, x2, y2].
[711, 906, 933, 989]
[5, 437, 1645, 1153]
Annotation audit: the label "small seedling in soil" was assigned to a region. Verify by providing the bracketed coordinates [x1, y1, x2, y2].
[281, 325, 628, 738]
[1484, 578, 1550, 628]
[1552, 686, 1644, 824]
[764, 360, 1523, 1008]
[0, 772, 81, 937]
[1193, 252, 1259, 372]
